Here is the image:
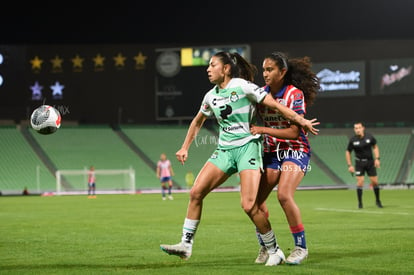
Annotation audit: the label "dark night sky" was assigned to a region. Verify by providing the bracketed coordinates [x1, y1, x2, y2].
[2, 1, 414, 45]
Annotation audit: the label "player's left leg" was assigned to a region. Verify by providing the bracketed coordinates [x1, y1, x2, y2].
[168, 180, 173, 200]
[367, 163, 382, 208]
[277, 161, 308, 265]
[370, 175, 382, 208]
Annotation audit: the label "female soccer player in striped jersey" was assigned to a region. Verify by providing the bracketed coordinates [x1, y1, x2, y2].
[160, 51, 319, 266]
[250, 52, 319, 265]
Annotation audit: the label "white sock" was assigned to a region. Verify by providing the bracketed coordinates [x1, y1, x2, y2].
[181, 218, 199, 246]
[259, 230, 278, 254]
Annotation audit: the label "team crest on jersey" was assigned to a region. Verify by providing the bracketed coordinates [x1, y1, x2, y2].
[229, 91, 239, 102]
[210, 151, 219, 159]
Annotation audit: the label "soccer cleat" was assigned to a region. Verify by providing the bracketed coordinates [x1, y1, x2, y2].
[286, 246, 308, 265]
[376, 201, 383, 208]
[358, 202, 363, 209]
[265, 247, 285, 266]
[160, 242, 192, 260]
[168, 195, 174, 200]
[255, 246, 269, 264]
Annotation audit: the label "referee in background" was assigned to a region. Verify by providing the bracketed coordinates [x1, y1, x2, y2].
[345, 122, 383, 209]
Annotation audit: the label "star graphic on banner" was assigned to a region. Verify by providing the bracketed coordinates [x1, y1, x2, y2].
[50, 55, 64, 70]
[133, 52, 147, 66]
[30, 81, 43, 100]
[93, 54, 105, 68]
[113, 53, 126, 67]
[30, 56, 43, 70]
[71, 54, 84, 69]
[50, 81, 64, 99]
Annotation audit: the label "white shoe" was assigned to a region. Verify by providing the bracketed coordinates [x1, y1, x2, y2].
[255, 246, 269, 264]
[162, 197, 166, 200]
[286, 246, 308, 265]
[168, 195, 173, 200]
[265, 247, 285, 266]
[160, 242, 192, 260]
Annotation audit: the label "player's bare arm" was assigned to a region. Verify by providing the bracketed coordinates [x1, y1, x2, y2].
[261, 94, 320, 135]
[176, 112, 207, 165]
[250, 124, 300, 139]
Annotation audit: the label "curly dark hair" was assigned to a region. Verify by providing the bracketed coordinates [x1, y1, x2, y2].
[265, 52, 320, 106]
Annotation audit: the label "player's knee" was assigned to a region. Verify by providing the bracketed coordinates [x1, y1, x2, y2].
[189, 188, 204, 202]
[277, 193, 292, 207]
[241, 199, 256, 215]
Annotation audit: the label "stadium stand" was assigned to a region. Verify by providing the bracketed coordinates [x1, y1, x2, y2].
[299, 162, 340, 188]
[308, 134, 355, 185]
[375, 134, 410, 184]
[309, 129, 412, 186]
[29, 125, 155, 192]
[1, 124, 413, 194]
[0, 126, 55, 194]
[407, 161, 414, 185]
[120, 124, 241, 190]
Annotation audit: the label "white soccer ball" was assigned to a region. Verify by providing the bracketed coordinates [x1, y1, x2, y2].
[30, 105, 61, 135]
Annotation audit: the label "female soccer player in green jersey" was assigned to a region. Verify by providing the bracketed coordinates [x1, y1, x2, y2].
[160, 51, 319, 266]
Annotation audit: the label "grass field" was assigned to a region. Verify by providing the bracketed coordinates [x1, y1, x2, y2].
[1, 189, 413, 274]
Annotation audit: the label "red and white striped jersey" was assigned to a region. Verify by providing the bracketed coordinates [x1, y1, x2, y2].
[258, 84, 311, 154]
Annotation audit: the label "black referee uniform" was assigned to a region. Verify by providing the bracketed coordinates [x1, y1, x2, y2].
[347, 133, 378, 177]
[347, 132, 382, 208]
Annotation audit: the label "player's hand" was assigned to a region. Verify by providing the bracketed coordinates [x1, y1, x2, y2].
[250, 124, 263, 135]
[374, 159, 380, 169]
[303, 118, 320, 135]
[176, 148, 188, 165]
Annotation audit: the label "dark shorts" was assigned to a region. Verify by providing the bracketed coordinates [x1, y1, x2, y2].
[160, 176, 172, 183]
[263, 151, 311, 174]
[355, 159, 377, 176]
[88, 183, 95, 188]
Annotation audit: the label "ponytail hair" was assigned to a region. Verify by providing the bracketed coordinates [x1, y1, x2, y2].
[213, 51, 257, 82]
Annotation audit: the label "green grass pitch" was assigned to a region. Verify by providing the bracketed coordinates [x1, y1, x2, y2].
[1, 189, 413, 274]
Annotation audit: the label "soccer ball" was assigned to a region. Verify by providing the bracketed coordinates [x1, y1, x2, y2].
[30, 105, 61, 135]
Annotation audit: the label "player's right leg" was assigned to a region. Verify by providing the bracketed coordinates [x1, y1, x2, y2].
[161, 161, 229, 260]
[356, 175, 365, 208]
[254, 165, 280, 264]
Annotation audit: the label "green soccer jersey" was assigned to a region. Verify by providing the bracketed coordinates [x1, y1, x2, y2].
[200, 78, 268, 149]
